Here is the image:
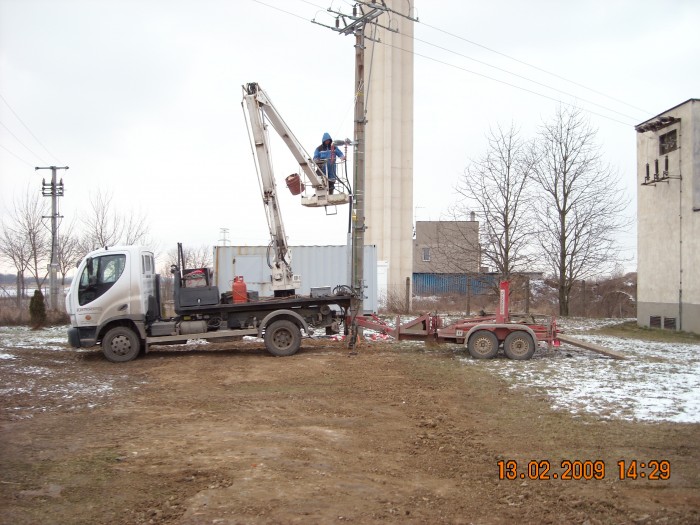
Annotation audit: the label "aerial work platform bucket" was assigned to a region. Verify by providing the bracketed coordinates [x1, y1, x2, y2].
[301, 192, 350, 207]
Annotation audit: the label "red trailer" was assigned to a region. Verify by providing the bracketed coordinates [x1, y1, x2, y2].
[354, 281, 559, 360]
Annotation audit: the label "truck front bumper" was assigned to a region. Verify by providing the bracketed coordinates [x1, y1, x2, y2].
[67, 327, 97, 348]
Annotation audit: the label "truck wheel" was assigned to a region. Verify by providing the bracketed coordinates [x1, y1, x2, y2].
[504, 331, 536, 360]
[264, 320, 301, 357]
[102, 326, 141, 363]
[467, 330, 499, 359]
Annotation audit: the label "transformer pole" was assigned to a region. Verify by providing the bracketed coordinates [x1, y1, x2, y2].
[312, 2, 417, 350]
[350, 23, 367, 333]
[37, 165, 68, 310]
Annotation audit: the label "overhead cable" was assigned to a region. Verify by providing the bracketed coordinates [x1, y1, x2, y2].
[0, 120, 49, 165]
[0, 93, 60, 164]
[0, 142, 35, 168]
[385, 41, 633, 127]
[420, 21, 652, 115]
[413, 35, 641, 122]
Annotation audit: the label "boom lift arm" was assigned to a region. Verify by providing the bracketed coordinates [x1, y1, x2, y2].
[242, 83, 350, 208]
[242, 83, 299, 295]
[241, 82, 351, 296]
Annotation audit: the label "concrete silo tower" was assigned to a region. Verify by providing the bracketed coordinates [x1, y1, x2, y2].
[364, 0, 415, 301]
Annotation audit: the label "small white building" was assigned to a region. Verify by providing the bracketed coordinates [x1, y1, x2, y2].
[635, 99, 699, 334]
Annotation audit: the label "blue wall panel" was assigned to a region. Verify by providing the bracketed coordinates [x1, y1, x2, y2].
[412, 274, 497, 296]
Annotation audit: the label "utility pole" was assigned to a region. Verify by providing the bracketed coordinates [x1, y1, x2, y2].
[313, 1, 416, 350]
[36, 165, 68, 310]
[219, 227, 230, 246]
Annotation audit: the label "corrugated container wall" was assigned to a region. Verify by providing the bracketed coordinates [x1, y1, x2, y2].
[413, 274, 497, 296]
[213, 245, 378, 313]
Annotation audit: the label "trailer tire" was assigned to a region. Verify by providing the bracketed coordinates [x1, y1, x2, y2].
[264, 319, 302, 357]
[467, 330, 499, 359]
[503, 331, 536, 360]
[102, 326, 141, 363]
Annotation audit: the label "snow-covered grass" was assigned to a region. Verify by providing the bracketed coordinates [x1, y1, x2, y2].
[0, 325, 137, 418]
[1, 325, 69, 351]
[459, 317, 700, 423]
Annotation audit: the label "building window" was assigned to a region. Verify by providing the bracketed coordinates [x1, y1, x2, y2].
[422, 247, 431, 262]
[659, 129, 678, 155]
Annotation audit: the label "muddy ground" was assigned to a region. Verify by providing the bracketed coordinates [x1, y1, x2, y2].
[1, 337, 699, 524]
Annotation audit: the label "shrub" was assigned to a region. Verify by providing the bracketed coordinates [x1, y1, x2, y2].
[29, 290, 47, 329]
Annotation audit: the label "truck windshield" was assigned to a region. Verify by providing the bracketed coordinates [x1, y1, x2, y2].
[78, 254, 126, 305]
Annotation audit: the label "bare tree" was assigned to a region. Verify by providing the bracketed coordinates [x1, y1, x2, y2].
[164, 244, 213, 270]
[79, 189, 151, 254]
[57, 218, 81, 285]
[452, 124, 537, 280]
[532, 106, 630, 316]
[1, 187, 50, 292]
[0, 220, 32, 307]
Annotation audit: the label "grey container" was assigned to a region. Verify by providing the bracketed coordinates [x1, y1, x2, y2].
[213, 244, 378, 313]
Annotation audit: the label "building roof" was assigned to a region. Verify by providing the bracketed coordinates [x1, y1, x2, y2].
[635, 98, 699, 130]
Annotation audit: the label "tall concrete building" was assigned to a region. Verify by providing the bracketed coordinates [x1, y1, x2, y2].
[635, 99, 699, 334]
[364, 0, 414, 297]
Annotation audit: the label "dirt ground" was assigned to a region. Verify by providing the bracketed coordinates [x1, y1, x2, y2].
[1, 338, 699, 525]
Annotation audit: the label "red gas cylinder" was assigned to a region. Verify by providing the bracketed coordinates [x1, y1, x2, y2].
[232, 276, 248, 303]
[285, 173, 303, 195]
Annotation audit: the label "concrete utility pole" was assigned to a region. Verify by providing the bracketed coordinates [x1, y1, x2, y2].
[36, 165, 68, 310]
[313, 1, 417, 348]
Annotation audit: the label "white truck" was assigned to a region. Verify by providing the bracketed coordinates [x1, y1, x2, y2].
[65, 244, 352, 362]
[65, 81, 354, 362]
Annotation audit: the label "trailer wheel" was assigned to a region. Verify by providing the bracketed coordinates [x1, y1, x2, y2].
[504, 331, 536, 360]
[264, 320, 302, 357]
[467, 330, 499, 359]
[102, 326, 141, 363]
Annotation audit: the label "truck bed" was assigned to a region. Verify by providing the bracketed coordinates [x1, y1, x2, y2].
[175, 293, 353, 315]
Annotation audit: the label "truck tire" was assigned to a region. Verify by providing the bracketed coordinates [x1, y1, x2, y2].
[102, 326, 141, 363]
[503, 331, 536, 360]
[264, 319, 302, 357]
[467, 330, 499, 359]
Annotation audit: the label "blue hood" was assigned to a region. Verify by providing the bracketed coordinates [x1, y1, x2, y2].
[322, 132, 332, 143]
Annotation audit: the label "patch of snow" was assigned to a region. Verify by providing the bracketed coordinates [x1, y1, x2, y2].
[0, 325, 69, 352]
[0, 325, 133, 416]
[184, 338, 210, 346]
[459, 327, 700, 423]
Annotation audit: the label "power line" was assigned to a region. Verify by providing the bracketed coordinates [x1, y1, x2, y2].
[294, 0, 645, 119]
[419, 21, 652, 116]
[0, 120, 49, 165]
[252, 0, 317, 22]
[0, 93, 61, 164]
[413, 35, 641, 123]
[256, 0, 640, 126]
[383, 40, 633, 127]
[0, 142, 34, 167]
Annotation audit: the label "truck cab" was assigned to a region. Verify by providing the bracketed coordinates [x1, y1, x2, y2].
[66, 246, 156, 353]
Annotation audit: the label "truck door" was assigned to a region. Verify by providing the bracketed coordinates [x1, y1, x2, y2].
[75, 252, 130, 327]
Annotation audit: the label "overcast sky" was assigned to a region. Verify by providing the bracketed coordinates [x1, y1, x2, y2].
[1, 0, 698, 275]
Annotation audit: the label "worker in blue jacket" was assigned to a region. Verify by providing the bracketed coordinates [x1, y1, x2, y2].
[313, 132, 344, 194]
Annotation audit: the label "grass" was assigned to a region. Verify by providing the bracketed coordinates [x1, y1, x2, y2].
[0, 301, 69, 326]
[593, 320, 700, 344]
